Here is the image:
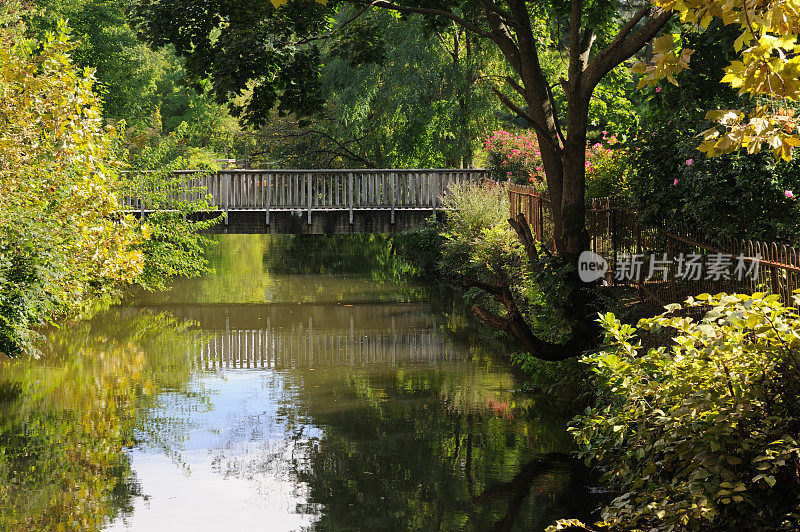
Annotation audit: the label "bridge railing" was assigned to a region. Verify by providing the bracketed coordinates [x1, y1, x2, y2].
[121, 169, 487, 220]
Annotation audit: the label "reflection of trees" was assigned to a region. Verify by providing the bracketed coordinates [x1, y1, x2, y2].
[293, 369, 590, 531]
[265, 234, 407, 277]
[471, 454, 588, 532]
[132, 234, 429, 305]
[205, 364, 590, 531]
[0, 309, 202, 531]
[133, 233, 274, 304]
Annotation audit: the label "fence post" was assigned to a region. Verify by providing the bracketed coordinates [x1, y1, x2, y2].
[668, 236, 676, 301]
[612, 206, 618, 278]
[391, 172, 396, 225]
[139, 173, 145, 220]
[431, 173, 436, 217]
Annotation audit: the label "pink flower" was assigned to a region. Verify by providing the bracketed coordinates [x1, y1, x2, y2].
[685, 159, 694, 166]
[655, 86, 662, 93]
[673, 178, 679, 185]
[786, 190, 795, 199]
[535, 166, 543, 172]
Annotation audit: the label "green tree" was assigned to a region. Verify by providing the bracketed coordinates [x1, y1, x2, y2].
[0, 10, 145, 355]
[130, 0, 672, 360]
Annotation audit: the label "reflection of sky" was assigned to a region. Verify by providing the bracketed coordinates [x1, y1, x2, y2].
[107, 371, 323, 532]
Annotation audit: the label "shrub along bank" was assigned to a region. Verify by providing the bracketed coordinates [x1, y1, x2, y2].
[550, 293, 800, 531]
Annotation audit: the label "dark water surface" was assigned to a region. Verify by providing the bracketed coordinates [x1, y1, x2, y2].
[0, 235, 590, 531]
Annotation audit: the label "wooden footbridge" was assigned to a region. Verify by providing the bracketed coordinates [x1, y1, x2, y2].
[123, 169, 487, 233]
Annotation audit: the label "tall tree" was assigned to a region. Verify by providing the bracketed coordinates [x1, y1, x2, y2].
[132, 0, 800, 359]
[133, 0, 673, 266]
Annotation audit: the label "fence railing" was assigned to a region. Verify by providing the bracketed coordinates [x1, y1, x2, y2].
[122, 169, 487, 224]
[507, 183, 800, 307]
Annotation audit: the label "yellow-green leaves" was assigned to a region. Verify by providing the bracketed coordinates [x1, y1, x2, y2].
[632, 34, 693, 88]
[639, 0, 800, 160]
[698, 105, 800, 160]
[0, 11, 146, 354]
[571, 292, 800, 530]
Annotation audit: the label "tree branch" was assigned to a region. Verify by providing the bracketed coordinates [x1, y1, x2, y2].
[608, 5, 650, 49]
[492, 88, 560, 153]
[586, 7, 673, 90]
[364, 0, 494, 40]
[507, 212, 540, 264]
[462, 276, 589, 362]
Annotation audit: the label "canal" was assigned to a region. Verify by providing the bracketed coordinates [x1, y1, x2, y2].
[0, 235, 590, 531]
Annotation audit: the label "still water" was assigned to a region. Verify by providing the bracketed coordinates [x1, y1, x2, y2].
[0, 235, 589, 531]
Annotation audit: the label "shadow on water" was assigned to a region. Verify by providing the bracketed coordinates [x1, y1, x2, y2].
[0, 234, 594, 531]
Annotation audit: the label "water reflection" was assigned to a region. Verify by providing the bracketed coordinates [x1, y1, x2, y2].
[0, 235, 591, 531]
[0, 312, 199, 531]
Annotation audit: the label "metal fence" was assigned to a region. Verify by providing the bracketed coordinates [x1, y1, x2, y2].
[507, 183, 800, 307]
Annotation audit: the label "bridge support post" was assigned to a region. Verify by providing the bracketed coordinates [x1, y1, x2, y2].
[348, 172, 354, 225]
[390, 172, 395, 225]
[223, 172, 229, 226]
[431, 173, 436, 216]
[265, 173, 271, 227]
[307, 172, 312, 225]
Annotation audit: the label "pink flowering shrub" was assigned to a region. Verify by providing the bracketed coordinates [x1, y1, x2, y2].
[483, 130, 544, 185]
[483, 129, 630, 200]
[585, 133, 632, 201]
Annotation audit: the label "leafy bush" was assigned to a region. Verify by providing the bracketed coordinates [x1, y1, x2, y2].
[0, 13, 144, 355]
[438, 183, 572, 343]
[122, 124, 223, 292]
[567, 293, 800, 531]
[0, 8, 221, 355]
[630, 111, 800, 244]
[482, 129, 631, 202]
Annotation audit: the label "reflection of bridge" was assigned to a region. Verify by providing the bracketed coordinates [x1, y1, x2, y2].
[135, 303, 460, 369]
[191, 327, 450, 370]
[123, 169, 486, 233]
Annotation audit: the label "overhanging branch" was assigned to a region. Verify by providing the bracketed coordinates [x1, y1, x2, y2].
[364, 0, 494, 40]
[492, 88, 561, 154]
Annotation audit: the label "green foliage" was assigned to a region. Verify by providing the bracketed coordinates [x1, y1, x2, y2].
[394, 218, 447, 279]
[317, 8, 505, 168]
[122, 123, 223, 292]
[0, 8, 221, 354]
[248, 7, 507, 169]
[570, 293, 800, 531]
[631, 119, 800, 244]
[0, 12, 145, 356]
[132, 0, 330, 125]
[630, 25, 800, 244]
[438, 183, 572, 344]
[30, 0, 228, 133]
